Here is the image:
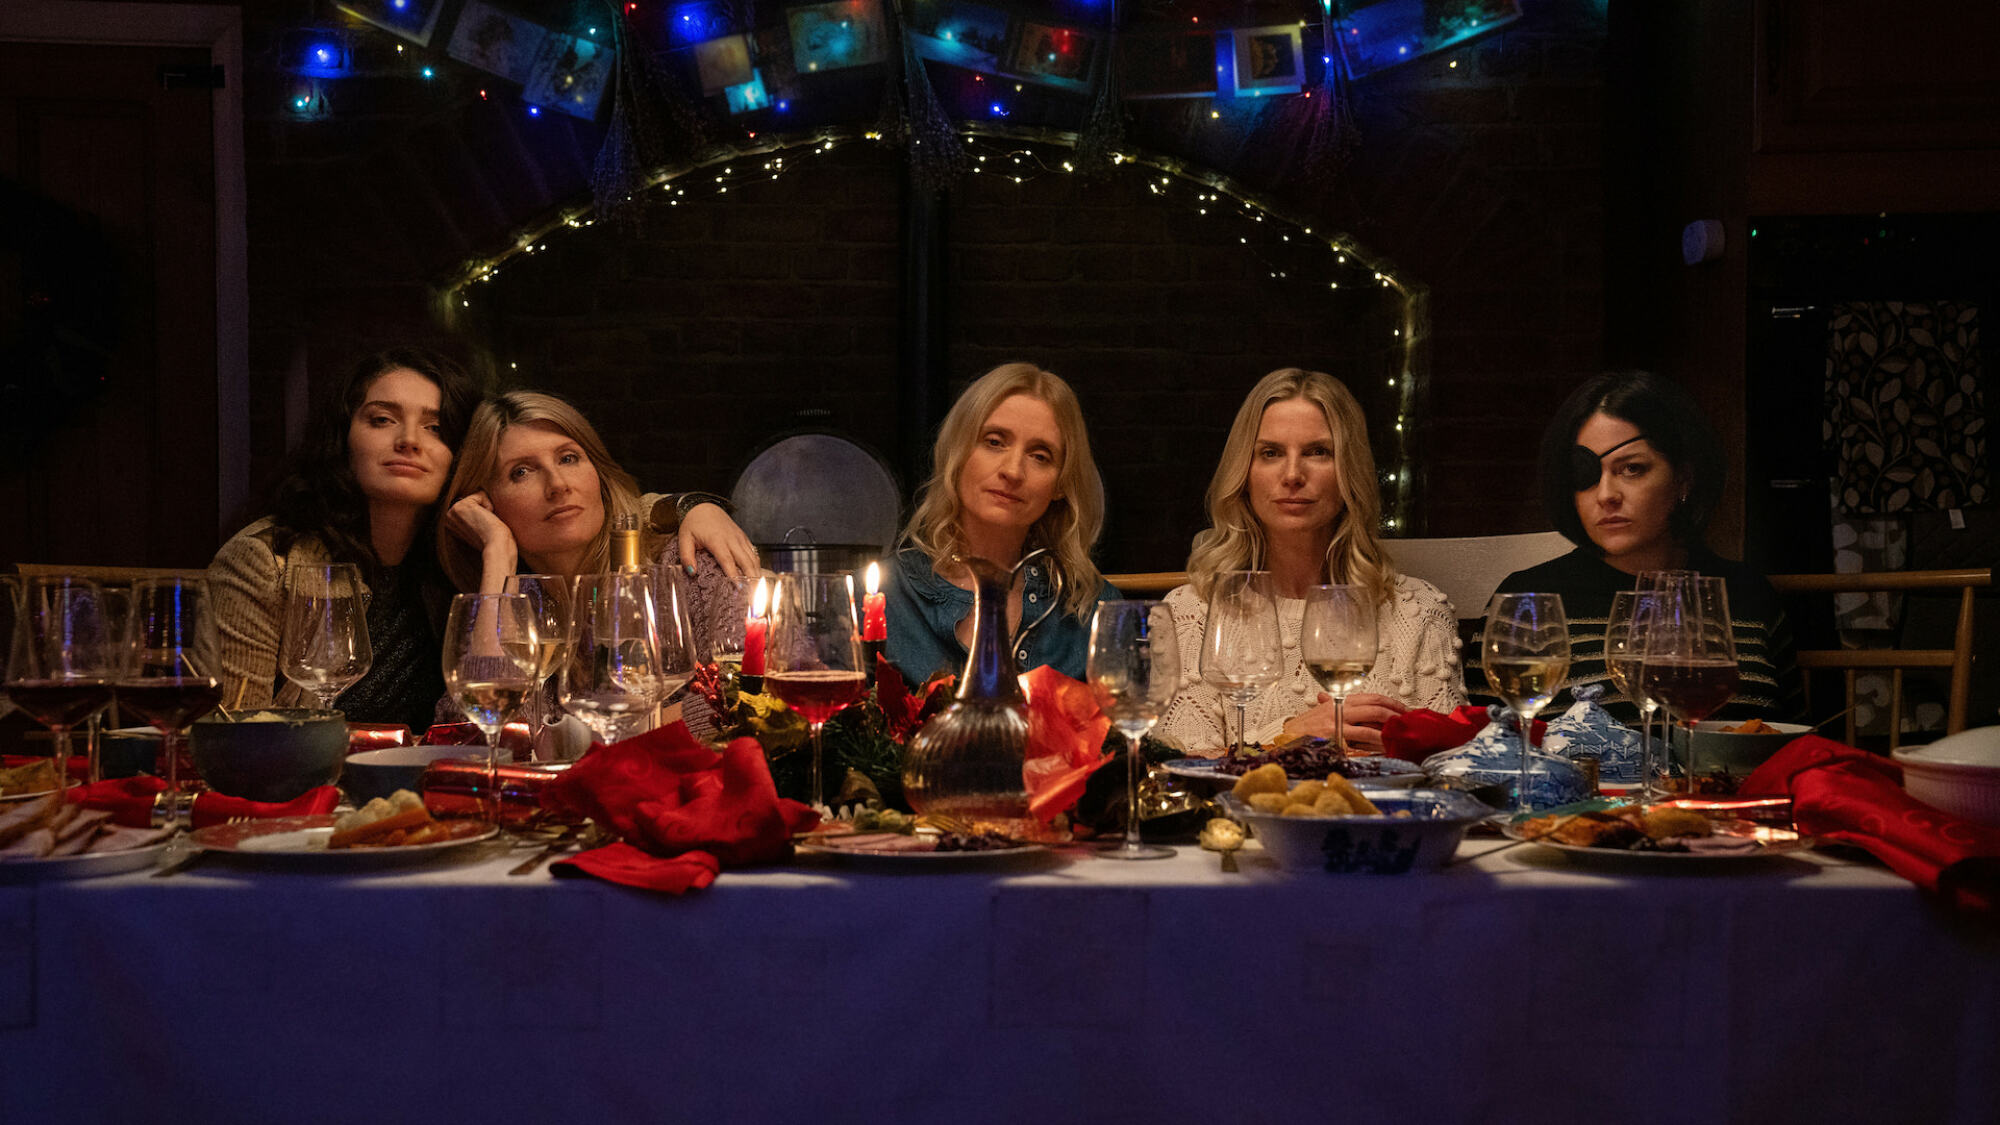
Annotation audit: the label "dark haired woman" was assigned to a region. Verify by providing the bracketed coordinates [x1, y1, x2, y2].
[206, 348, 482, 729]
[1477, 371, 1802, 722]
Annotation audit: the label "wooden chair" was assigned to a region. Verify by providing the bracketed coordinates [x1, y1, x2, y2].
[1768, 567, 1992, 749]
[1105, 530, 1573, 621]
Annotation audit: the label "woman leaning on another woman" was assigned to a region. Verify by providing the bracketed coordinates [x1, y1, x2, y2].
[207, 348, 481, 730]
[883, 363, 1119, 684]
[1476, 370, 1802, 723]
[1156, 368, 1468, 756]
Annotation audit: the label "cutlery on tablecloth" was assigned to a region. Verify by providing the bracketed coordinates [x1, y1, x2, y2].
[507, 823, 586, 876]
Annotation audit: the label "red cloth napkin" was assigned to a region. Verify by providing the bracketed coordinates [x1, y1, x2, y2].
[1021, 666, 1113, 824]
[1379, 705, 1547, 763]
[1740, 735, 2000, 911]
[62, 776, 341, 828]
[542, 723, 819, 895]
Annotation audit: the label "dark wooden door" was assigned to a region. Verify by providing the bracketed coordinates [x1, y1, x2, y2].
[0, 40, 218, 567]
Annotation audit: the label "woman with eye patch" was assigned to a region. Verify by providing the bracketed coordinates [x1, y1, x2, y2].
[884, 363, 1118, 683]
[1475, 370, 1802, 722]
[207, 348, 482, 728]
[1154, 369, 1467, 756]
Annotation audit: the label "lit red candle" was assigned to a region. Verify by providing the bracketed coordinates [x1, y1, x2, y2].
[862, 561, 887, 642]
[743, 578, 769, 676]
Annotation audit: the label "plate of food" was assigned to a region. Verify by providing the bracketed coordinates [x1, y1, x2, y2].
[188, 790, 497, 864]
[0, 758, 61, 803]
[0, 793, 175, 881]
[794, 819, 1048, 866]
[1503, 799, 1811, 862]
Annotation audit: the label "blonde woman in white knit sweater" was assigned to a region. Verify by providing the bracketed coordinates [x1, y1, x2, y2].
[1156, 369, 1466, 755]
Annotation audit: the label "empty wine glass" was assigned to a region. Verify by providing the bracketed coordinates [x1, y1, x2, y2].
[8, 577, 118, 794]
[504, 574, 572, 760]
[1482, 592, 1571, 814]
[0, 576, 16, 722]
[1087, 600, 1179, 860]
[279, 562, 372, 712]
[1637, 574, 1738, 795]
[1605, 589, 1665, 798]
[560, 572, 667, 746]
[1300, 584, 1377, 756]
[442, 592, 539, 817]
[118, 578, 222, 793]
[766, 573, 866, 811]
[646, 563, 700, 705]
[1199, 571, 1283, 757]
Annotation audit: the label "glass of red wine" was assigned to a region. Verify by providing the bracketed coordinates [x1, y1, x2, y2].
[765, 573, 866, 811]
[117, 577, 222, 793]
[7, 577, 119, 794]
[1637, 574, 1738, 794]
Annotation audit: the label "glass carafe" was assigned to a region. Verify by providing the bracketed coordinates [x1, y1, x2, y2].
[901, 554, 1040, 838]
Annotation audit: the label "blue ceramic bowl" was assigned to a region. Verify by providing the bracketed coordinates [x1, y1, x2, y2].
[342, 746, 474, 807]
[1221, 789, 1491, 874]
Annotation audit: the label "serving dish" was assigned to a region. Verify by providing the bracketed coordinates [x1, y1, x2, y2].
[1893, 725, 2000, 826]
[1674, 720, 1813, 778]
[1218, 789, 1488, 874]
[793, 828, 1049, 866]
[1161, 755, 1426, 789]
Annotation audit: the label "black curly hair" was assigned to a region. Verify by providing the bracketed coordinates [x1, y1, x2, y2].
[268, 347, 480, 578]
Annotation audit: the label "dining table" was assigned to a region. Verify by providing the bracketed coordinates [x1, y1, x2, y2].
[1, 833, 1993, 1124]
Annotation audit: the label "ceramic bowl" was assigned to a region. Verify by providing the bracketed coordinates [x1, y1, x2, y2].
[1220, 789, 1491, 874]
[1893, 726, 2000, 826]
[1674, 720, 1813, 777]
[188, 709, 349, 801]
[342, 745, 473, 807]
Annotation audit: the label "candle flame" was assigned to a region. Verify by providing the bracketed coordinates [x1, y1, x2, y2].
[865, 560, 881, 596]
[751, 577, 769, 618]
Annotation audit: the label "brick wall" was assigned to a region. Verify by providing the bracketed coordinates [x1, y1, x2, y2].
[244, 0, 1610, 569]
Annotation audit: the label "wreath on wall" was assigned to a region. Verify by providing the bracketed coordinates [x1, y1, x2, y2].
[0, 177, 123, 467]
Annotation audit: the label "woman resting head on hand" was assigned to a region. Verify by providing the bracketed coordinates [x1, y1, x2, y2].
[205, 347, 480, 728]
[1156, 368, 1467, 756]
[885, 362, 1117, 683]
[1477, 370, 1801, 721]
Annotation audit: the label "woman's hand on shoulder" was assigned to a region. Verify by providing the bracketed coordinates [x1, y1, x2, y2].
[680, 503, 759, 579]
[1278, 691, 1407, 751]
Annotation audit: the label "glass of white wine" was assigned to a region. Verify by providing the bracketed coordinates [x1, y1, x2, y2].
[1482, 592, 1570, 813]
[1604, 589, 1665, 798]
[442, 593, 539, 818]
[279, 562, 372, 712]
[1300, 584, 1377, 756]
[503, 574, 572, 761]
[1199, 571, 1283, 757]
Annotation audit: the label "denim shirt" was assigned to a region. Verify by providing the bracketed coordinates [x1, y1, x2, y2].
[883, 548, 1118, 684]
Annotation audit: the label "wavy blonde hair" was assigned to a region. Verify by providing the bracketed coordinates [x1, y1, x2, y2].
[899, 363, 1105, 617]
[1185, 368, 1398, 606]
[437, 391, 649, 591]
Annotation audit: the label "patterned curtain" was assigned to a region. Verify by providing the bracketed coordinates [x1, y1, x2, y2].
[1823, 300, 1987, 514]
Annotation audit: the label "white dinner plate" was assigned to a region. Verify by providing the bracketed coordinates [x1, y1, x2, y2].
[0, 840, 172, 883]
[188, 814, 500, 866]
[794, 829, 1049, 867]
[1500, 821, 1813, 863]
[0, 788, 60, 804]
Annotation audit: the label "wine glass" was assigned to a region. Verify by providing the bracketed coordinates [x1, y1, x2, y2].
[442, 593, 539, 817]
[7, 577, 118, 794]
[117, 578, 222, 794]
[504, 574, 573, 760]
[765, 573, 866, 811]
[1482, 592, 1571, 814]
[646, 563, 700, 704]
[1637, 575, 1738, 795]
[1199, 571, 1283, 757]
[279, 563, 372, 712]
[0, 576, 17, 721]
[560, 572, 667, 746]
[710, 575, 764, 688]
[1605, 589, 1666, 798]
[1086, 600, 1180, 860]
[1300, 585, 1377, 756]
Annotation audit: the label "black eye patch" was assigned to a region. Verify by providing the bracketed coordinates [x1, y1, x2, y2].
[1568, 434, 1646, 491]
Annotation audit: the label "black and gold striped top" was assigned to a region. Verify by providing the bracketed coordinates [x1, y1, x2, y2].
[1469, 547, 1804, 725]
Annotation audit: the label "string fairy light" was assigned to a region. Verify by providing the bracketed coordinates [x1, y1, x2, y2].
[439, 125, 1427, 530]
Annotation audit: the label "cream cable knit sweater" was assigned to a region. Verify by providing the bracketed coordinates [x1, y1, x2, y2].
[1156, 576, 1468, 755]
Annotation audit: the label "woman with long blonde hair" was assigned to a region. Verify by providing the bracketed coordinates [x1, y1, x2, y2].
[885, 362, 1117, 682]
[1157, 368, 1465, 754]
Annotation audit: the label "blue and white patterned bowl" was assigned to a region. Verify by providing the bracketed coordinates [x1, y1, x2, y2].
[1220, 790, 1491, 874]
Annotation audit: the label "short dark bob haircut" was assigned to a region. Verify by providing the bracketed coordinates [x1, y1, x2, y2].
[1538, 370, 1725, 553]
